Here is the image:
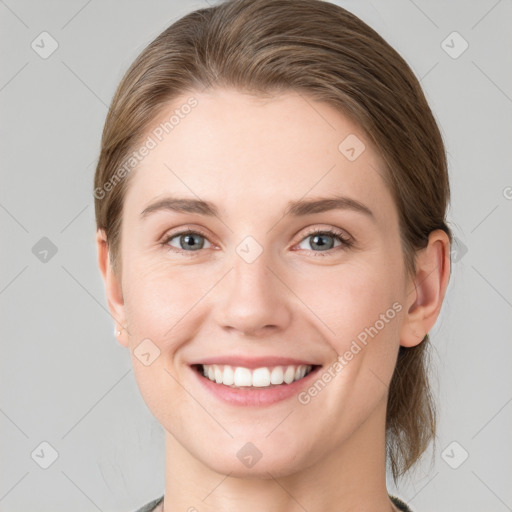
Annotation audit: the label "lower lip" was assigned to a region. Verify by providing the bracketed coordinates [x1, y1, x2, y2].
[191, 365, 322, 406]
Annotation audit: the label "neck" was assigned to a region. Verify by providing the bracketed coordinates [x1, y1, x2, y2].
[162, 399, 396, 512]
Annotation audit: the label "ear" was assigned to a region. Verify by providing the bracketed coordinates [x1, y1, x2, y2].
[96, 229, 128, 348]
[400, 229, 451, 348]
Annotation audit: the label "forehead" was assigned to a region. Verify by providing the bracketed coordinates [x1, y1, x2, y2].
[123, 88, 395, 225]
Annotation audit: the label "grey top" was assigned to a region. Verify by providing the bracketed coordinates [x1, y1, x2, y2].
[134, 495, 164, 512]
[133, 494, 413, 511]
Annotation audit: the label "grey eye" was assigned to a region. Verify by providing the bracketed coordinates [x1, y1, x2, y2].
[298, 232, 342, 252]
[167, 232, 211, 251]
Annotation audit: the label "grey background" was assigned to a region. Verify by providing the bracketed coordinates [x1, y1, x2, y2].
[1, 0, 511, 511]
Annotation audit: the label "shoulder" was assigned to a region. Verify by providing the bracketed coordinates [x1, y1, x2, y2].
[133, 495, 164, 512]
[390, 494, 414, 512]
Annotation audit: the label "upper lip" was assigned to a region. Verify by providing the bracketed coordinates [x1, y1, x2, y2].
[189, 356, 321, 369]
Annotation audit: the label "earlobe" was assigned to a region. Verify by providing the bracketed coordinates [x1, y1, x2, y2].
[96, 229, 128, 348]
[400, 229, 451, 348]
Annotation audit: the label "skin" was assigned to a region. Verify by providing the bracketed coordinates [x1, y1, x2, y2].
[97, 88, 451, 512]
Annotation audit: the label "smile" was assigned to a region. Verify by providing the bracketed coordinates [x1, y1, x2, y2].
[190, 362, 323, 406]
[198, 363, 315, 388]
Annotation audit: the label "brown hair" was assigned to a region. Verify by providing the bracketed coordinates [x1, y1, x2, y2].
[94, 0, 452, 482]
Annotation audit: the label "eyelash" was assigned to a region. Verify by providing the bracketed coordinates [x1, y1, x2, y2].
[295, 227, 353, 256]
[161, 227, 353, 257]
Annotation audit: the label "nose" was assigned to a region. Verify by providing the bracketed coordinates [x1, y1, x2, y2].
[215, 247, 292, 338]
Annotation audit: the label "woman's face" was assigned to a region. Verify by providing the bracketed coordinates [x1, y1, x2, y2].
[111, 88, 413, 476]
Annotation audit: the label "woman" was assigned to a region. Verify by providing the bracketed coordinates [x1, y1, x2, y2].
[94, 0, 452, 510]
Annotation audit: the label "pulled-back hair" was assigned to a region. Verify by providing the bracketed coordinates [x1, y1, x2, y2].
[94, 0, 452, 482]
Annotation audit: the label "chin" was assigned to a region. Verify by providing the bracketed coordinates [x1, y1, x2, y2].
[185, 435, 312, 479]
[204, 453, 304, 479]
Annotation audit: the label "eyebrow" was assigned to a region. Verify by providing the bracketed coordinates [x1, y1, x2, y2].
[139, 194, 375, 221]
[284, 195, 374, 219]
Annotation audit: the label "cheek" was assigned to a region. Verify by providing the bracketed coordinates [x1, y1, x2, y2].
[120, 258, 224, 403]
[335, 277, 400, 345]
[303, 258, 404, 395]
[294, 257, 403, 343]
[122, 257, 209, 336]
[120, 260, 204, 422]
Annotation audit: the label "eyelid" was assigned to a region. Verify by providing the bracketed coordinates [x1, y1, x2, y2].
[160, 225, 212, 243]
[291, 226, 353, 255]
[295, 225, 352, 244]
[160, 225, 215, 252]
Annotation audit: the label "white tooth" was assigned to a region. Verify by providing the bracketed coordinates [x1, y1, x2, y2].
[202, 364, 312, 387]
[214, 365, 223, 384]
[252, 367, 271, 387]
[222, 365, 234, 386]
[234, 367, 252, 387]
[270, 366, 284, 385]
[283, 365, 295, 384]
